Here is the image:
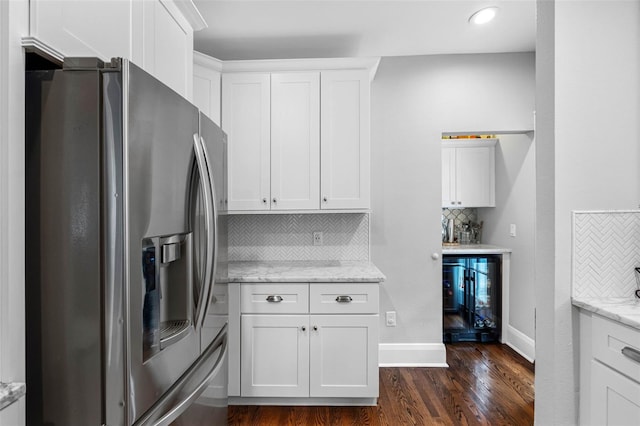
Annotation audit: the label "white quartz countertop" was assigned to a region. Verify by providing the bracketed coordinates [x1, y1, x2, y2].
[228, 261, 386, 283]
[442, 244, 512, 255]
[572, 297, 640, 330]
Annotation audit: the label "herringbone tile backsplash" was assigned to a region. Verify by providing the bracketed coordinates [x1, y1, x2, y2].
[573, 211, 640, 298]
[228, 213, 369, 261]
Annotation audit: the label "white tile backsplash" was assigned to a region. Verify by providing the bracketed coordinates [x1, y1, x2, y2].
[228, 213, 369, 261]
[573, 210, 640, 298]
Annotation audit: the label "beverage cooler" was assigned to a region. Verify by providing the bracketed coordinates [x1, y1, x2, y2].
[443, 255, 501, 342]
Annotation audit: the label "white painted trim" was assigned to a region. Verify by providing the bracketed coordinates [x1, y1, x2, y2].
[441, 138, 498, 148]
[172, 0, 207, 31]
[229, 396, 377, 407]
[505, 325, 535, 363]
[221, 57, 381, 82]
[21, 36, 64, 64]
[194, 50, 223, 72]
[442, 129, 535, 136]
[501, 252, 511, 349]
[378, 343, 448, 367]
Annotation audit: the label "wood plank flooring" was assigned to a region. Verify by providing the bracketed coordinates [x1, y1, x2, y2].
[228, 343, 534, 426]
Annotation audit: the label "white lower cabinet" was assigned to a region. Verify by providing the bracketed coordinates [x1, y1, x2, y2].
[591, 360, 640, 425]
[235, 282, 379, 403]
[241, 314, 310, 397]
[579, 311, 640, 425]
[309, 314, 378, 398]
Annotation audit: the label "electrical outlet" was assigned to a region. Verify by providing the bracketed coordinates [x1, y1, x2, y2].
[313, 231, 323, 246]
[510, 223, 517, 237]
[386, 311, 396, 327]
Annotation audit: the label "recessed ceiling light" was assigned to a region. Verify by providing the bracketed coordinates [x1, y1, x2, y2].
[469, 7, 499, 25]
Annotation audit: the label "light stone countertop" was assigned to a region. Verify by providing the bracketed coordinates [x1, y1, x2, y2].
[572, 296, 640, 330]
[0, 382, 25, 412]
[228, 260, 386, 283]
[442, 244, 512, 255]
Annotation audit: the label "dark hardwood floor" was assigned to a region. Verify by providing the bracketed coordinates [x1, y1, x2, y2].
[228, 343, 534, 426]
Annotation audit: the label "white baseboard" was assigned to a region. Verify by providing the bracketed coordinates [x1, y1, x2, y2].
[378, 343, 448, 367]
[504, 325, 535, 363]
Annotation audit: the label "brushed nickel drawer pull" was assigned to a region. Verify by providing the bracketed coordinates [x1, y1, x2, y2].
[335, 295, 353, 303]
[266, 295, 283, 303]
[622, 346, 640, 363]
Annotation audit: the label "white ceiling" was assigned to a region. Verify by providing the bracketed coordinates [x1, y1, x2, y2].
[192, 0, 536, 61]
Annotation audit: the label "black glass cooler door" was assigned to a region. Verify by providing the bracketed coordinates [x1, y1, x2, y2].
[443, 255, 501, 342]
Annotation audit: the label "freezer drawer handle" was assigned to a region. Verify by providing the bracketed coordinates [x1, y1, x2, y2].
[335, 295, 353, 303]
[622, 346, 640, 363]
[266, 295, 283, 303]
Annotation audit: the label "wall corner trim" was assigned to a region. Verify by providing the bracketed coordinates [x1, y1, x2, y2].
[378, 343, 448, 367]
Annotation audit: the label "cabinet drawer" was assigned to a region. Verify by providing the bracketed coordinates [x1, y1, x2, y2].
[240, 283, 309, 314]
[310, 283, 379, 314]
[593, 314, 640, 383]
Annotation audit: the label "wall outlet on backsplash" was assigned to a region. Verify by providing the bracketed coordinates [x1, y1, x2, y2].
[313, 231, 323, 246]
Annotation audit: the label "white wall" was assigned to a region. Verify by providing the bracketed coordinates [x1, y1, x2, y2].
[479, 133, 536, 358]
[371, 52, 535, 363]
[535, 0, 640, 423]
[0, 0, 28, 424]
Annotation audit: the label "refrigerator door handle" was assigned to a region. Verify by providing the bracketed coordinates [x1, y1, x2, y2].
[134, 324, 228, 426]
[192, 134, 215, 331]
[199, 135, 219, 326]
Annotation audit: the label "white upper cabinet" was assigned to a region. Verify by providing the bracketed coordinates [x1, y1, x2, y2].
[193, 52, 222, 125]
[222, 73, 271, 211]
[27, 0, 205, 99]
[442, 139, 496, 208]
[28, 0, 131, 61]
[219, 59, 378, 213]
[320, 70, 370, 210]
[271, 72, 320, 210]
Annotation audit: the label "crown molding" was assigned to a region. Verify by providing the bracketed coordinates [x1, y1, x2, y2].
[194, 51, 223, 72]
[171, 0, 207, 31]
[220, 57, 382, 82]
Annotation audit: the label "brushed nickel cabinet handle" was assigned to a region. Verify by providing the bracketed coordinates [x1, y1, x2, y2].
[335, 295, 353, 303]
[266, 295, 283, 303]
[622, 346, 640, 363]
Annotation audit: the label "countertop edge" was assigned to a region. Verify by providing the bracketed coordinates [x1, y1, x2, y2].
[228, 277, 385, 283]
[442, 244, 512, 254]
[572, 297, 640, 330]
[0, 382, 26, 412]
[227, 261, 386, 283]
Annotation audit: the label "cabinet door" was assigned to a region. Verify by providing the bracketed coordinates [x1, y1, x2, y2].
[241, 315, 309, 397]
[320, 70, 370, 210]
[137, 0, 194, 99]
[441, 146, 457, 207]
[222, 73, 271, 211]
[309, 315, 379, 398]
[455, 146, 495, 207]
[193, 57, 221, 125]
[271, 73, 320, 210]
[591, 360, 640, 425]
[30, 0, 131, 60]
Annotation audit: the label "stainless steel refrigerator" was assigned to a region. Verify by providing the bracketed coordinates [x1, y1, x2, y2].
[25, 57, 228, 425]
